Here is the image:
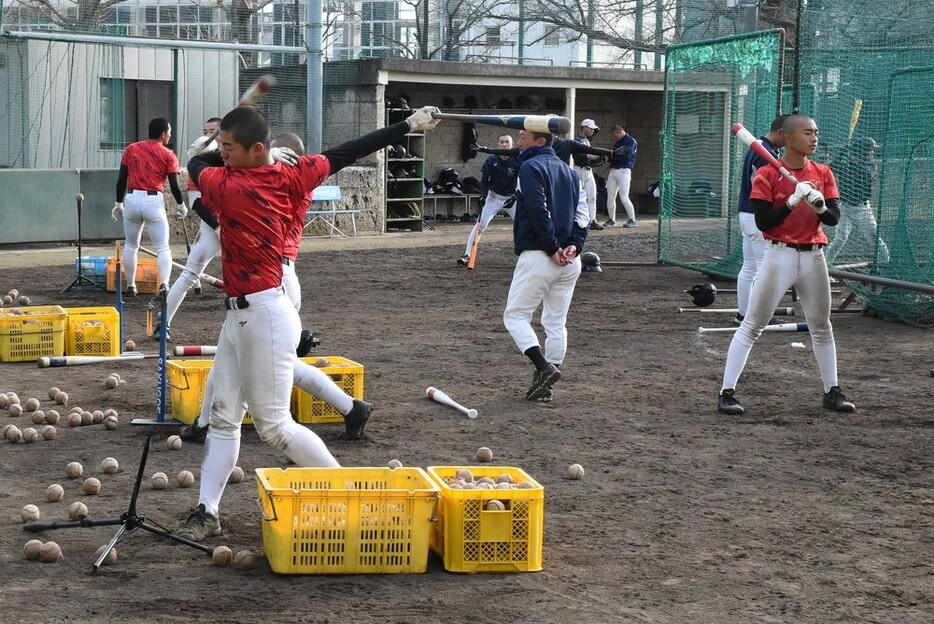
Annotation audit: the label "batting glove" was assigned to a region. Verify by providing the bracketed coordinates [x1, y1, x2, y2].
[806, 189, 826, 213]
[787, 181, 815, 207]
[187, 136, 218, 159]
[270, 146, 299, 167]
[111, 202, 124, 222]
[405, 106, 441, 133]
[176, 201, 189, 219]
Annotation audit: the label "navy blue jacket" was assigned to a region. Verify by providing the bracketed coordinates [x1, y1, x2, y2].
[610, 134, 638, 169]
[480, 154, 520, 197]
[738, 136, 778, 213]
[513, 145, 589, 257]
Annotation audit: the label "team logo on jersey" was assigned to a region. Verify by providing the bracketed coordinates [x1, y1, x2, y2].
[239, 321, 248, 327]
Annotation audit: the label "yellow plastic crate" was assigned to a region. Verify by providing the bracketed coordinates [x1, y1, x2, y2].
[0, 305, 67, 363]
[291, 356, 364, 423]
[167, 359, 255, 424]
[256, 467, 440, 575]
[106, 256, 160, 294]
[65, 306, 120, 357]
[426, 466, 544, 573]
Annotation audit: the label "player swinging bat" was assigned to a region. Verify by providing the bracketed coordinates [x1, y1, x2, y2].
[432, 112, 572, 136]
[191, 74, 276, 155]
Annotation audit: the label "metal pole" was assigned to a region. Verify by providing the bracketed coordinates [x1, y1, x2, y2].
[654, 0, 663, 71]
[3, 30, 305, 53]
[306, 0, 323, 153]
[634, 0, 643, 69]
[829, 269, 934, 295]
[518, 0, 525, 65]
[586, 0, 594, 67]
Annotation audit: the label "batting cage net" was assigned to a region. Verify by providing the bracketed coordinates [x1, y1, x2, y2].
[658, 30, 784, 278]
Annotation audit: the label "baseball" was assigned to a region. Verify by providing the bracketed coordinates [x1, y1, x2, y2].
[54, 391, 68, 405]
[17, 295, 30, 305]
[9, 403, 23, 417]
[387, 459, 403, 469]
[314, 357, 330, 368]
[568, 463, 585, 480]
[46, 483, 65, 502]
[68, 501, 89, 519]
[104, 408, 118, 418]
[92, 410, 104, 424]
[69, 406, 83, 414]
[495, 473, 515, 484]
[25, 397, 40, 411]
[83, 477, 102, 495]
[476, 482, 494, 490]
[1, 295, 12, 305]
[24, 539, 43, 560]
[80, 411, 93, 426]
[6, 425, 22, 443]
[233, 549, 256, 571]
[455, 468, 474, 483]
[475, 476, 495, 486]
[104, 415, 119, 430]
[48, 387, 60, 400]
[39, 541, 62, 563]
[1, 424, 11, 438]
[101, 457, 119, 474]
[166, 435, 182, 450]
[41, 425, 57, 440]
[517, 480, 537, 489]
[21, 427, 38, 443]
[66, 461, 83, 479]
[213, 546, 234, 567]
[124, 340, 136, 351]
[7, 392, 19, 404]
[0, 393, 6, 408]
[495, 481, 514, 489]
[177, 470, 195, 488]
[8, 288, 19, 298]
[475, 447, 493, 462]
[32, 410, 47, 424]
[150, 472, 168, 489]
[484, 499, 506, 511]
[45, 409, 59, 424]
[228, 466, 244, 483]
[105, 376, 119, 390]
[21, 504, 41, 522]
[95, 545, 118, 566]
[67, 412, 82, 427]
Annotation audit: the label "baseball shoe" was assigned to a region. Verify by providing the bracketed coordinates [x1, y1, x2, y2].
[733, 313, 744, 325]
[174, 504, 221, 542]
[457, 254, 469, 266]
[823, 386, 855, 412]
[126, 285, 138, 297]
[717, 389, 745, 415]
[603, 219, 616, 227]
[623, 219, 637, 228]
[526, 363, 561, 401]
[540, 388, 554, 403]
[589, 220, 604, 231]
[151, 321, 171, 342]
[340, 399, 372, 440]
[178, 422, 208, 443]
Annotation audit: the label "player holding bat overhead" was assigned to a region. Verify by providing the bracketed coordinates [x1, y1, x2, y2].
[717, 115, 855, 416]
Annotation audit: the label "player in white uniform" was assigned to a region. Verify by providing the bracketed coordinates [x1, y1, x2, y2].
[572, 119, 604, 231]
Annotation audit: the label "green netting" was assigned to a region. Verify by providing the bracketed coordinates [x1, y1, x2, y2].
[659, 30, 784, 279]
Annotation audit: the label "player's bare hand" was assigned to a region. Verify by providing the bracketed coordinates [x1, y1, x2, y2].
[787, 181, 815, 207]
[187, 136, 218, 159]
[111, 202, 124, 222]
[270, 147, 299, 167]
[176, 201, 189, 219]
[806, 189, 826, 213]
[406, 106, 442, 133]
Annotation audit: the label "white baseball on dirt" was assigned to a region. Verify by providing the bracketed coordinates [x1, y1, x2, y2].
[228, 466, 244, 483]
[39, 541, 63, 563]
[68, 501, 88, 519]
[166, 435, 182, 450]
[100, 457, 119, 474]
[177, 470, 195, 487]
[66, 461, 83, 479]
[21, 504, 40, 522]
[83, 477, 101, 495]
[150, 472, 168, 489]
[24, 539, 43, 560]
[46, 484, 64, 502]
[568, 463, 585, 480]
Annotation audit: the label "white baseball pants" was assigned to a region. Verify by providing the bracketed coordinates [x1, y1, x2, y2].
[504, 250, 582, 366]
[574, 167, 597, 223]
[281, 261, 301, 311]
[824, 200, 890, 265]
[122, 190, 172, 287]
[721, 243, 839, 394]
[736, 211, 767, 317]
[605, 168, 635, 223]
[165, 221, 220, 326]
[463, 191, 516, 256]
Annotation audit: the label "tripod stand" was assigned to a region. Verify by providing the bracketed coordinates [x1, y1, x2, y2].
[23, 436, 212, 572]
[62, 193, 106, 294]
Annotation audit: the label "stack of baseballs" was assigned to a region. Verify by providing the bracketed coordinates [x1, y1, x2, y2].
[104, 373, 123, 389]
[439, 468, 539, 514]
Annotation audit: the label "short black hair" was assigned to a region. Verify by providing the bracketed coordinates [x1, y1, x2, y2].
[271, 132, 305, 156]
[529, 130, 553, 145]
[148, 118, 170, 139]
[205, 117, 223, 124]
[220, 107, 270, 150]
[782, 114, 814, 134]
[769, 114, 791, 133]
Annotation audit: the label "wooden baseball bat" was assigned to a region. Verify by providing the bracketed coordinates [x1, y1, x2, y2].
[678, 307, 796, 315]
[193, 74, 277, 154]
[848, 99, 863, 140]
[37, 353, 152, 368]
[138, 246, 223, 289]
[697, 322, 808, 334]
[426, 386, 478, 419]
[467, 222, 480, 270]
[431, 113, 572, 135]
[174, 345, 217, 356]
[731, 123, 824, 209]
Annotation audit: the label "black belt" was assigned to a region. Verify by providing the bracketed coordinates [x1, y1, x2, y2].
[771, 240, 826, 252]
[281, 257, 292, 266]
[129, 189, 160, 196]
[224, 296, 249, 310]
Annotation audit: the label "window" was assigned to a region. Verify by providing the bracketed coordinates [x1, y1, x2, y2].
[544, 27, 560, 46]
[486, 26, 501, 46]
[159, 7, 177, 22]
[100, 79, 175, 151]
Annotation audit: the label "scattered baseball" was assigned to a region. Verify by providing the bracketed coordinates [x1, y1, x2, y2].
[21, 504, 41, 522]
[39, 541, 63, 563]
[41, 425, 57, 440]
[66, 461, 84, 479]
[25, 397, 40, 411]
[17, 295, 30, 305]
[150, 472, 168, 489]
[0, 393, 6, 408]
[124, 339, 136, 351]
[68, 501, 89, 520]
[103, 408, 118, 419]
[7, 392, 19, 404]
[387, 459, 403, 469]
[21, 427, 38, 443]
[54, 391, 68, 405]
[9, 403, 23, 417]
[95, 545, 118, 566]
[101, 457, 119, 474]
[104, 415, 119, 430]
[46, 484, 65, 502]
[475, 447, 493, 463]
[228, 466, 244, 484]
[484, 499, 506, 511]
[67, 412, 82, 427]
[83, 477, 101, 495]
[104, 375, 120, 390]
[6, 425, 22, 443]
[92, 410, 104, 424]
[32, 410, 47, 424]
[69, 406, 83, 414]
[166, 435, 182, 450]
[48, 387, 60, 400]
[24, 539, 43, 560]
[80, 411, 93, 426]
[1, 424, 11, 438]
[212, 546, 234, 567]
[233, 549, 256, 570]
[45, 409, 60, 424]
[568, 463, 585, 480]
[1, 295, 11, 304]
[177, 470, 195, 488]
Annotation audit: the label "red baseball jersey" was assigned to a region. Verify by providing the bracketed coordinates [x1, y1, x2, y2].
[121, 140, 180, 192]
[198, 155, 331, 296]
[281, 193, 311, 261]
[751, 159, 839, 245]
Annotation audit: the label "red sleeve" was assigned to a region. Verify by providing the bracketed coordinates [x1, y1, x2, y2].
[120, 144, 132, 167]
[298, 154, 331, 194]
[749, 166, 777, 203]
[198, 167, 225, 210]
[165, 150, 181, 176]
[821, 164, 839, 200]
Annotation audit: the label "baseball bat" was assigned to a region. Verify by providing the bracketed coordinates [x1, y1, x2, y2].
[174, 345, 217, 356]
[678, 307, 796, 315]
[426, 386, 478, 419]
[37, 353, 151, 368]
[138, 246, 223, 289]
[697, 322, 808, 334]
[193, 74, 277, 154]
[731, 123, 824, 209]
[467, 222, 480, 270]
[848, 99, 863, 140]
[431, 113, 572, 135]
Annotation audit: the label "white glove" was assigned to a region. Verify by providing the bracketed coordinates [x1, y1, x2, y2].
[270, 146, 299, 167]
[187, 135, 218, 158]
[787, 181, 814, 207]
[806, 189, 826, 213]
[405, 106, 441, 133]
[176, 201, 189, 219]
[111, 202, 124, 222]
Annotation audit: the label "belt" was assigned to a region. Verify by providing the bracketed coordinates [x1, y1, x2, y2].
[575, 165, 592, 170]
[129, 189, 161, 196]
[281, 257, 293, 266]
[224, 296, 249, 310]
[771, 240, 826, 252]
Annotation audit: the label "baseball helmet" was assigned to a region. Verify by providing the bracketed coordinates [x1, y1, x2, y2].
[296, 329, 321, 357]
[581, 251, 602, 273]
[686, 283, 717, 307]
[388, 144, 407, 159]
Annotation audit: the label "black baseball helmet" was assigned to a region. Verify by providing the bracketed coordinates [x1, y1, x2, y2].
[581, 251, 602, 273]
[388, 144, 407, 159]
[686, 283, 717, 307]
[296, 329, 321, 357]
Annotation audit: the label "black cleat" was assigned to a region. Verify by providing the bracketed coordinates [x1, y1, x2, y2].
[526, 363, 561, 400]
[589, 220, 604, 231]
[457, 254, 469, 266]
[173, 504, 221, 542]
[178, 422, 208, 443]
[340, 399, 372, 440]
[717, 389, 745, 415]
[823, 386, 855, 412]
[126, 285, 138, 297]
[296, 329, 320, 357]
[152, 321, 171, 342]
[733, 313, 744, 325]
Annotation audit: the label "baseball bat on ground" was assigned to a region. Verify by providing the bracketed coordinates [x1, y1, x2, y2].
[138, 246, 223, 289]
[678, 307, 796, 315]
[467, 223, 481, 269]
[174, 345, 217, 356]
[731, 123, 824, 209]
[37, 353, 153, 368]
[426, 386, 478, 419]
[431, 113, 572, 135]
[193, 74, 277, 155]
[697, 322, 808, 334]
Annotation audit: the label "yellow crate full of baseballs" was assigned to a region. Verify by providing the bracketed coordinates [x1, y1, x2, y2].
[105, 256, 160, 294]
[290, 356, 365, 423]
[65, 307, 120, 357]
[256, 466, 440, 575]
[0, 305, 67, 363]
[426, 466, 544, 573]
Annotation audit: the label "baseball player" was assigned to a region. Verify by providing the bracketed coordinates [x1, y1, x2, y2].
[504, 129, 589, 403]
[174, 104, 440, 541]
[572, 119, 604, 231]
[717, 114, 856, 416]
[735, 115, 789, 324]
[457, 133, 520, 266]
[112, 117, 185, 294]
[475, 135, 612, 168]
[604, 124, 638, 228]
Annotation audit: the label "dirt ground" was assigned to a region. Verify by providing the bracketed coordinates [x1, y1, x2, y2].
[1, 221, 932, 623]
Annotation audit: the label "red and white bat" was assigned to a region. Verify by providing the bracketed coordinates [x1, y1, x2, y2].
[431, 113, 572, 135]
[193, 74, 277, 154]
[37, 353, 151, 368]
[731, 122, 824, 209]
[138, 246, 223, 289]
[697, 322, 808, 334]
[174, 345, 217, 356]
[426, 386, 478, 419]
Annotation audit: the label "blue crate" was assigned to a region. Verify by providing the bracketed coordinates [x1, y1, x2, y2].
[74, 256, 108, 289]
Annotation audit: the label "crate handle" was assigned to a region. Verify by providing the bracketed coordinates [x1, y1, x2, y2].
[429, 492, 440, 522]
[257, 492, 278, 522]
[166, 366, 193, 392]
